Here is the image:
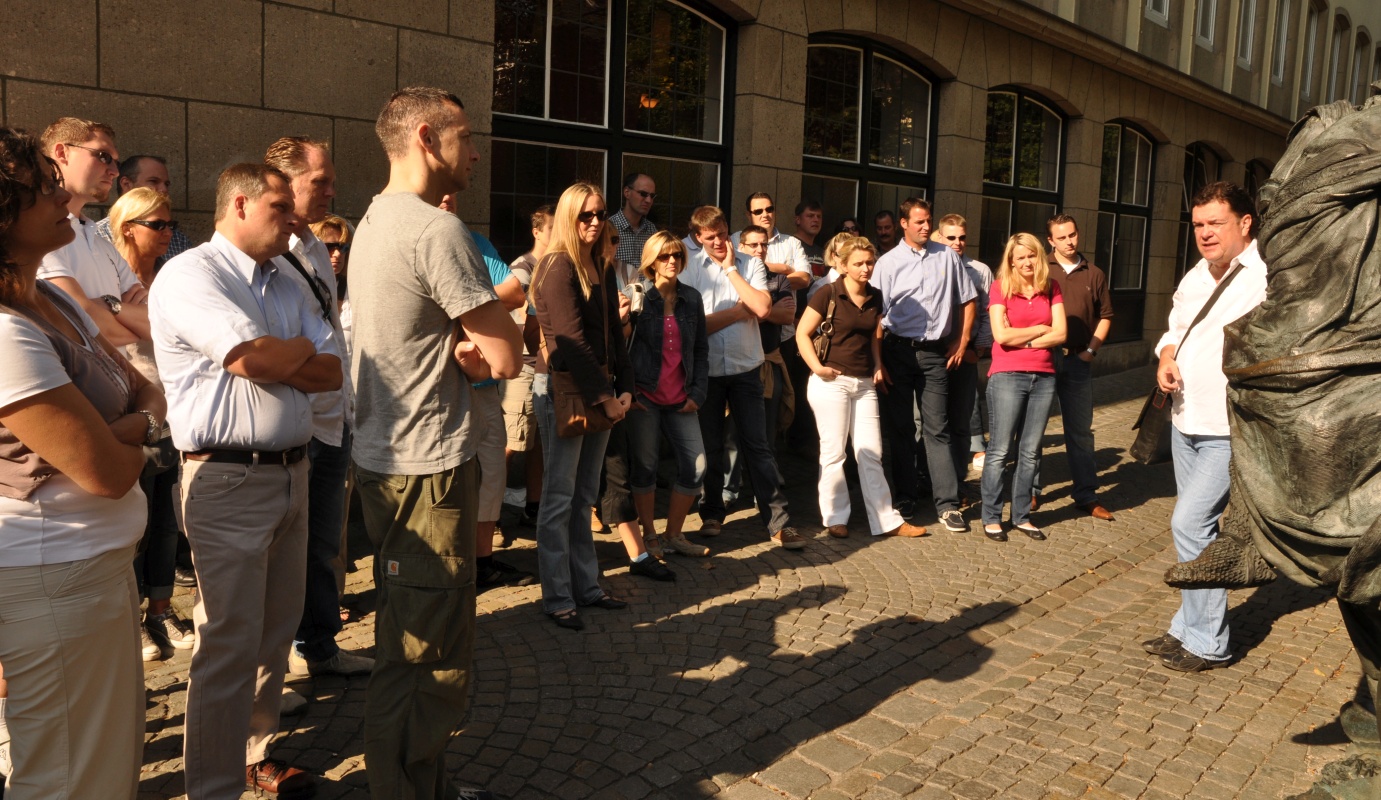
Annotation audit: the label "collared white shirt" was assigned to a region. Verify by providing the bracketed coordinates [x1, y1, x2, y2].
[1155, 239, 1268, 436]
[38, 213, 141, 299]
[278, 230, 354, 446]
[679, 247, 769, 377]
[150, 232, 339, 452]
[732, 228, 808, 342]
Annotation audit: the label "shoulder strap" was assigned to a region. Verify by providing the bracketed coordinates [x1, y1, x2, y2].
[281, 251, 333, 322]
[1173, 263, 1245, 359]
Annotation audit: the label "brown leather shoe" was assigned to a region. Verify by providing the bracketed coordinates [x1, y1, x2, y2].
[826, 524, 849, 538]
[246, 758, 315, 797]
[882, 522, 928, 538]
[1079, 502, 1115, 521]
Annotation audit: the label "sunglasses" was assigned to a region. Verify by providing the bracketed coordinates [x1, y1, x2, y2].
[841, 225, 859, 233]
[944, 235, 968, 242]
[750, 206, 775, 216]
[632, 189, 656, 200]
[325, 242, 351, 254]
[66, 143, 117, 166]
[130, 219, 180, 232]
[655, 253, 682, 262]
[577, 209, 609, 223]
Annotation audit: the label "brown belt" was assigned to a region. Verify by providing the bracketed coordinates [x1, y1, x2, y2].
[183, 446, 307, 466]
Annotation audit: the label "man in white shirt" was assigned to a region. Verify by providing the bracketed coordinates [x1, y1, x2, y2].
[151, 163, 341, 798]
[262, 137, 373, 681]
[1142, 182, 1268, 673]
[37, 117, 150, 346]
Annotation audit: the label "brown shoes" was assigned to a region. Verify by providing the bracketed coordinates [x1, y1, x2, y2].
[1079, 502, 1115, 521]
[882, 522, 928, 538]
[246, 757, 315, 797]
[826, 524, 849, 538]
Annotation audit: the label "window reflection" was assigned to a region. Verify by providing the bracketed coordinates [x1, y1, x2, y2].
[804, 46, 862, 161]
[624, 0, 725, 142]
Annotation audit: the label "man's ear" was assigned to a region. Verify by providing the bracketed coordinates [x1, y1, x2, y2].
[234, 194, 248, 218]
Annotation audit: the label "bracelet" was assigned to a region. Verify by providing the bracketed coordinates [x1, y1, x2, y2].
[137, 410, 161, 446]
[723, 265, 738, 274]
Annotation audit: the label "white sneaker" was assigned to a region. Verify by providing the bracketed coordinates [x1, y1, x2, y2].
[971, 452, 985, 473]
[146, 610, 195, 650]
[140, 622, 163, 662]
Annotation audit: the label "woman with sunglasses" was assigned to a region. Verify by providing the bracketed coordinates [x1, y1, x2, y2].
[106, 187, 195, 660]
[833, 217, 861, 236]
[310, 214, 353, 359]
[0, 127, 162, 799]
[530, 182, 635, 630]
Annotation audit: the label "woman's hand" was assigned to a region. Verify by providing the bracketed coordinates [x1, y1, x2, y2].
[599, 392, 633, 423]
[873, 366, 889, 389]
[812, 364, 841, 380]
[618, 291, 631, 323]
[109, 413, 150, 446]
[679, 398, 700, 414]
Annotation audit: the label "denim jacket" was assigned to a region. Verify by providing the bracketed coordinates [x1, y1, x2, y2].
[626, 279, 709, 407]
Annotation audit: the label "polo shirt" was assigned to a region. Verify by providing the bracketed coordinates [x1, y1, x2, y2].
[989, 280, 1063, 376]
[1048, 255, 1114, 353]
[806, 278, 882, 378]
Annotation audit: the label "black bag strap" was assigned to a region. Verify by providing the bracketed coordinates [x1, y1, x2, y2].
[281, 251, 334, 323]
[819, 291, 837, 335]
[1171, 262, 1246, 359]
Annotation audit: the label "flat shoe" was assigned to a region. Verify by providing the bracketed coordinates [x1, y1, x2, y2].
[1016, 523, 1045, 541]
[586, 594, 628, 610]
[983, 524, 1007, 542]
[665, 534, 710, 557]
[548, 608, 583, 630]
[826, 524, 849, 538]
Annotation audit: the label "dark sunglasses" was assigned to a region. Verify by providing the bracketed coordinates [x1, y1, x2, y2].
[130, 219, 180, 232]
[944, 235, 968, 242]
[632, 190, 656, 200]
[841, 225, 859, 233]
[66, 143, 116, 166]
[577, 209, 609, 223]
[750, 206, 775, 216]
[325, 242, 351, 254]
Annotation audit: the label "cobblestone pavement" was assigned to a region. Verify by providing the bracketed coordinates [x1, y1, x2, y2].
[136, 366, 1363, 799]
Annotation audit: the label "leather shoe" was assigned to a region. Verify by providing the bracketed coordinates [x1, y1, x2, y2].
[826, 524, 849, 538]
[1160, 645, 1231, 672]
[881, 522, 928, 538]
[1079, 502, 1115, 521]
[585, 594, 628, 610]
[1141, 633, 1182, 657]
[983, 524, 1007, 542]
[246, 757, 315, 797]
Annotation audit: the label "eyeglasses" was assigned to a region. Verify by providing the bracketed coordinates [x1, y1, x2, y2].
[841, 225, 859, 233]
[943, 235, 967, 242]
[325, 242, 351, 254]
[750, 206, 775, 216]
[577, 209, 609, 223]
[129, 219, 180, 232]
[66, 143, 117, 166]
[37, 171, 65, 197]
[632, 190, 656, 200]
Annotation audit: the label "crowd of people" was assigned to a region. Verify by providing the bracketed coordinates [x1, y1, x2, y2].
[0, 81, 1269, 800]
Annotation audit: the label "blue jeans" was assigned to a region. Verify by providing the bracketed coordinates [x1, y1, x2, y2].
[627, 401, 706, 495]
[881, 338, 959, 513]
[698, 369, 790, 532]
[534, 373, 611, 614]
[981, 372, 1056, 526]
[1032, 350, 1099, 504]
[295, 427, 352, 661]
[1167, 428, 1232, 660]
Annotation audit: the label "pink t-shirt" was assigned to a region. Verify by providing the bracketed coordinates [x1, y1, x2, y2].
[644, 315, 687, 406]
[989, 280, 1063, 376]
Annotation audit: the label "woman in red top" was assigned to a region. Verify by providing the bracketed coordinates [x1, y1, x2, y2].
[980, 232, 1066, 542]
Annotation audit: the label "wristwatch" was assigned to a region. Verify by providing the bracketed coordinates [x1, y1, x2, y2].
[101, 294, 122, 315]
[137, 410, 161, 445]
[1085, 347, 1097, 356]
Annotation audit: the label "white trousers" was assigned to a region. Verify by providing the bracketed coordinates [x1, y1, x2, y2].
[807, 373, 904, 535]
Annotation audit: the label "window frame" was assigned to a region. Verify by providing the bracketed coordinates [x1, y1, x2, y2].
[1145, 0, 1170, 27]
[1177, 142, 1224, 282]
[1352, 31, 1372, 104]
[800, 34, 940, 226]
[1237, 0, 1258, 68]
[979, 86, 1066, 264]
[1328, 13, 1351, 101]
[1302, 0, 1323, 99]
[1097, 121, 1156, 344]
[1196, 0, 1219, 49]
[1271, 0, 1292, 85]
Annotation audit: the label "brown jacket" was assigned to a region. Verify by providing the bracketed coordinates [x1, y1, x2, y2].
[531, 252, 634, 405]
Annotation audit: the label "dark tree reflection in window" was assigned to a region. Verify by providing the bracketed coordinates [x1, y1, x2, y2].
[1016, 97, 1060, 191]
[491, 140, 606, 262]
[625, 0, 725, 142]
[494, 0, 548, 117]
[983, 92, 1016, 184]
[1099, 125, 1120, 202]
[549, 0, 609, 125]
[869, 55, 930, 171]
[804, 46, 862, 161]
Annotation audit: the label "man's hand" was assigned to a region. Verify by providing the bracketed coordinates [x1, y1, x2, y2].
[679, 398, 700, 414]
[1156, 349, 1182, 393]
[121, 284, 149, 305]
[944, 338, 969, 370]
[454, 339, 492, 382]
[1078, 349, 1095, 363]
[599, 392, 632, 423]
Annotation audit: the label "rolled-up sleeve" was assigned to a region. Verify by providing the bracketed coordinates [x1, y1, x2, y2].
[152, 265, 266, 367]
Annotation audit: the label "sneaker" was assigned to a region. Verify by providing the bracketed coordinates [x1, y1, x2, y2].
[698, 519, 722, 537]
[289, 648, 375, 677]
[771, 528, 806, 550]
[664, 534, 710, 557]
[970, 452, 985, 473]
[940, 510, 968, 533]
[477, 559, 537, 589]
[629, 557, 675, 582]
[146, 609, 195, 650]
[643, 533, 665, 560]
[174, 566, 198, 588]
[1141, 633, 1183, 657]
[1160, 646, 1231, 673]
[0, 735, 11, 783]
[140, 622, 163, 662]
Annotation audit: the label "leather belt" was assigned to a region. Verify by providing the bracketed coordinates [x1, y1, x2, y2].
[183, 446, 307, 466]
[883, 331, 946, 350]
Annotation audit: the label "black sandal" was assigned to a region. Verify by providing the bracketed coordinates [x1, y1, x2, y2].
[548, 608, 584, 630]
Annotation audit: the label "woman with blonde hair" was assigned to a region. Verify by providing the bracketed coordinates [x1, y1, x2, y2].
[805, 231, 854, 301]
[797, 236, 926, 539]
[107, 186, 174, 289]
[980, 232, 1066, 542]
[531, 182, 635, 630]
[309, 214, 352, 358]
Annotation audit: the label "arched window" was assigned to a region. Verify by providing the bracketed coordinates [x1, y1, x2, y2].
[491, 0, 733, 259]
[1096, 122, 1154, 343]
[800, 36, 937, 235]
[979, 88, 1064, 263]
[1328, 13, 1351, 101]
[1178, 142, 1224, 280]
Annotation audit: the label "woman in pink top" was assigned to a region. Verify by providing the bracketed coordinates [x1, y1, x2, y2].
[980, 232, 1066, 542]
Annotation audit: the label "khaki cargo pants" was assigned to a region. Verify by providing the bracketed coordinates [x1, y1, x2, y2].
[355, 459, 479, 800]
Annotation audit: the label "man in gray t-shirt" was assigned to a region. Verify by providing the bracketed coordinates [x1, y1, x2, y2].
[348, 88, 522, 800]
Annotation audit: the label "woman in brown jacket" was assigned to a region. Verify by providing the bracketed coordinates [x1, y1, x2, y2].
[531, 182, 635, 630]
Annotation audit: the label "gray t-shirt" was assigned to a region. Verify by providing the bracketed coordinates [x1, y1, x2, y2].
[349, 193, 498, 474]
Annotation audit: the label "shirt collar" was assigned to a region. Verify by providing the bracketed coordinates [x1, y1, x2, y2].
[211, 231, 275, 285]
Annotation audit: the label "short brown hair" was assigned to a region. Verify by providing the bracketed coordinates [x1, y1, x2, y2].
[375, 87, 464, 160]
[1046, 213, 1077, 235]
[41, 117, 116, 156]
[739, 224, 769, 241]
[689, 205, 727, 234]
[744, 191, 772, 212]
[264, 136, 330, 177]
[530, 203, 555, 232]
[898, 197, 931, 220]
[1191, 181, 1258, 236]
[214, 163, 288, 222]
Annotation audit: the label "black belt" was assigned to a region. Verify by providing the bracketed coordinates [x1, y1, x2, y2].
[183, 446, 307, 466]
[884, 331, 946, 350]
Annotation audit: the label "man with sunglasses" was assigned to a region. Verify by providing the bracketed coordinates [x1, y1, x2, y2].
[610, 173, 658, 266]
[933, 214, 994, 493]
[37, 117, 151, 348]
[1039, 214, 1116, 521]
[95, 155, 193, 267]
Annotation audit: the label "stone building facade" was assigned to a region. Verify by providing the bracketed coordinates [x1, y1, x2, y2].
[2, 0, 1377, 369]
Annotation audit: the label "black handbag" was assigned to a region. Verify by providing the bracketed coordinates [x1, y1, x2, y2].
[1130, 264, 1244, 464]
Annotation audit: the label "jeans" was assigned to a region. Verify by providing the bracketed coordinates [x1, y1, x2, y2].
[698, 369, 790, 532]
[947, 358, 980, 482]
[807, 374, 904, 535]
[627, 401, 706, 495]
[295, 427, 352, 662]
[980, 371, 1056, 526]
[881, 338, 959, 513]
[723, 358, 786, 504]
[135, 457, 180, 602]
[1032, 350, 1099, 504]
[534, 372, 612, 613]
[1167, 428, 1232, 660]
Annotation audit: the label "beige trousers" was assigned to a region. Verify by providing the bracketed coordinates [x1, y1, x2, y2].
[0, 545, 144, 800]
[180, 458, 309, 800]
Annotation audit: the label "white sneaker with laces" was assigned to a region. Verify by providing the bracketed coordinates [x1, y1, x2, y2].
[139, 622, 163, 662]
[146, 610, 195, 650]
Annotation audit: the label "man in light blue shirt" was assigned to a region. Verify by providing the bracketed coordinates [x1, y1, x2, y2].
[871, 197, 976, 532]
